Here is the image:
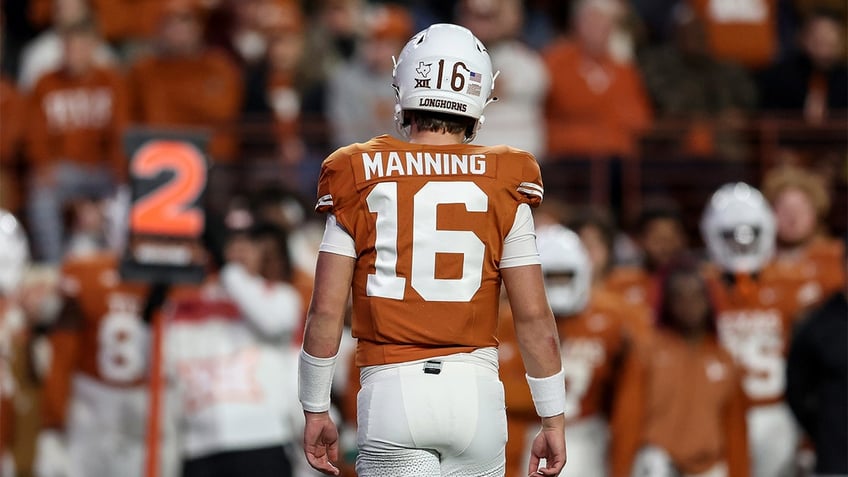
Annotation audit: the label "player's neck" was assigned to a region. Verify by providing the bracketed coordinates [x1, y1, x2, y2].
[408, 130, 465, 145]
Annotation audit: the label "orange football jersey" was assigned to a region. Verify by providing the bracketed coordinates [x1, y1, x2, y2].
[604, 266, 660, 315]
[42, 253, 149, 429]
[689, 0, 778, 68]
[705, 266, 796, 407]
[762, 237, 846, 321]
[316, 135, 544, 367]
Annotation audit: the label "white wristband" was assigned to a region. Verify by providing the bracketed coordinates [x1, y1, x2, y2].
[298, 349, 338, 413]
[526, 368, 567, 418]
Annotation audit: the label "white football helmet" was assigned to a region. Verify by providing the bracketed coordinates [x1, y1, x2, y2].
[536, 224, 592, 317]
[0, 210, 29, 295]
[701, 182, 776, 274]
[392, 23, 497, 142]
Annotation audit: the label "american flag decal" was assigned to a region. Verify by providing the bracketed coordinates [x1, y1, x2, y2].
[469, 71, 482, 83]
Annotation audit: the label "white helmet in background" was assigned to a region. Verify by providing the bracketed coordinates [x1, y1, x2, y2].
[701, 182, 776, 274]
[0, 210, 30, 295]
[536, 224, 592, 317]
[392, 23, 497, 142]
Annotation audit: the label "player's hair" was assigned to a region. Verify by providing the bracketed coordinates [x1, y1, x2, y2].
[655, 258, 718, 336]
[635, 198, 684, 235]
[761, 165, 830, 219]
[405, 110, 476, 137]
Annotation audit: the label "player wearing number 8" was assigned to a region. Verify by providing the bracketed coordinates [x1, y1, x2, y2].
[298, 24, 567, 477]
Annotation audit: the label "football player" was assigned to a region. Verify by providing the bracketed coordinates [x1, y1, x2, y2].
[499, 224, 632, 477]
[298, 23, 566, 477]
[33, 249, 180, 477]
[701, 182, 800, 477]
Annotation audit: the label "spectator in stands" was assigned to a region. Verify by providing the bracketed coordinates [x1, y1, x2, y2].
[303, 0, 365, 84]
[18, 0, 117, 92]
[611, 261, 749, 477]
[761, 165, 845, 318]
[262, 5, 310, 169]
[758, 9, 847, 123]
[127, 0, 243, 163]
[326, 3, 412, 147]
[26, 18, 128, 263]
[688, 0, 779, 69]
[639, 5, 757, 158]
[543, 0, 652, 160]
[786, 245, 848, 477]
[457, 0, 549, 158]
[605, 198, 688, 314]
[0, 42, 25, 211]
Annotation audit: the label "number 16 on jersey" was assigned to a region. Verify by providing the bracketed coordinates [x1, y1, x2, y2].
[120, 129, 209, 284]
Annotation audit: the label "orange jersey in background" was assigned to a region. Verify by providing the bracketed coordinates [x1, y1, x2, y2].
[41, 253, 149, 429]
[25, 68, 129, 179]
[611, 331, 749, 477]
[689, 0, 778, 68]
[316, 135, 543, 367]
[763, 237, 846, 321]
[0, 77, 25, 210]
[127, 50, 243, 162]
[705, 266, 796, 407]
[604, 266, 660, 315]
[499, 292, 632, 477]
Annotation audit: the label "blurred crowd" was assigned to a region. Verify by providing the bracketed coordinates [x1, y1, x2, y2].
[0, 0, 845, 477]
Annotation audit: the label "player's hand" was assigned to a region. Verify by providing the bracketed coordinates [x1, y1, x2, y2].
[33, 430, 70, 477]
[303, 410, 341, 475]
[528, 414, 567, 477]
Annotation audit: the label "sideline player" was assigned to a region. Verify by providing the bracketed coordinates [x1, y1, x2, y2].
[298, 23, 567, 477]
[499, 224, 631, 477]
[701, 182, 800, 477]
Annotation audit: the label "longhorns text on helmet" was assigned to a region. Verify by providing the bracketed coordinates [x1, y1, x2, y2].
[392, 24, 499, 143]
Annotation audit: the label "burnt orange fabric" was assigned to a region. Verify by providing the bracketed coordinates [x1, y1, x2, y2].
[317, 135, 543, 366]
[763, 237, 846, 320]
[543, 40, 652, 158]
[499, 291, 633, 475]
[41, 253, 149, 429]
[602, 267, 659, 337]
[689, 0, 778, 68]
[611, 331, 750, 477]
[128, 50, 243, 162]
[25, 67, 129, 180]
[0, 77, 25, 210]
[705, 266, 797, 407]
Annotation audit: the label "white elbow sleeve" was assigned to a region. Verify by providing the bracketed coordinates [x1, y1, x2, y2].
[526, 368, 567, 418]
[298, 349, 338, 413]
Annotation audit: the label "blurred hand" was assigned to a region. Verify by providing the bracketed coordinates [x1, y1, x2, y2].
[303, 411, 340, 476]
[528, 414, 567, 477]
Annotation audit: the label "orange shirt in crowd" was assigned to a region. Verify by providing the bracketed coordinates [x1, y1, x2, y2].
[611, 330, 749, 477]
[128, 50, 243, 162]
[603, 267, 659, 327]
[764, 237, 846, 320]
[705, 266, 798, 408]
[0, 77, 25, 210]
[41, 253, 149, 429]
[690, 0, 778, 68]
[25, 67, 129, 180]
[543, 40, 652, 158]
[499, 291, 632, 477]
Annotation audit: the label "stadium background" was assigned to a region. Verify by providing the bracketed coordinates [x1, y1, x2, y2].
[0, 0, 845, 476]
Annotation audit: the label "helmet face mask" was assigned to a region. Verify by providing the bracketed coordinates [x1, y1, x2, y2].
[536, 225, 592, 317]
[392, 23, 497, 143]
[701, 183, 776, 274]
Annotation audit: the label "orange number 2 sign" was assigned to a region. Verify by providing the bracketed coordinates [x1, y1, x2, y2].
[130, 141, 207, 237]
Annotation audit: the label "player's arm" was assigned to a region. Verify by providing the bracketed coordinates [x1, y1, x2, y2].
[299, 214, 356, 476]
[500, 201, 566, 476]
[503, 265, 567, 477]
